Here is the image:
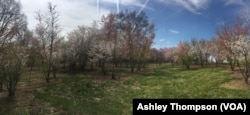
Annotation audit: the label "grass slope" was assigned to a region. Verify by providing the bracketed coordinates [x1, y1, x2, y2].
[3, 64, 250, 114]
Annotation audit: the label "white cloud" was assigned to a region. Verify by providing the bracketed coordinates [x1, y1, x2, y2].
[216, 20, 225, 26]
[159, 0, 210, 15]
[224, 0, 245, 6]
[159, 39, 165, 42]
[20, 0, 110, 36]
[238, 5, 250, 18]
[20, 0, 154, 37]
[169, 29, 179, 34]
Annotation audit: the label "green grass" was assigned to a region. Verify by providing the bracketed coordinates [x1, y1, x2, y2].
[4, 63, 250, 114]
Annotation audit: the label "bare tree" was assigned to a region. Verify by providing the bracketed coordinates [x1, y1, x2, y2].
[117, 10, 155, 72]
[101, 13, 118, 78]
[35, 2, 61, 83]
[66, 31, 78, 72]
[135, 23, 155, 71]
[0, 0, 23, 92]
[0, 0, 27, 96]
[2, 44, 26, 97]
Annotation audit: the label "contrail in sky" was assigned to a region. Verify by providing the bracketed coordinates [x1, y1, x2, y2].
[139, 0, 149, 13]
[116, 0, 120, 13]
[97, 0, 100, 18]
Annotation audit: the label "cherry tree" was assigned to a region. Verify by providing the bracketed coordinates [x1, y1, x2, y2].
[164, 47, 178, 64]
[216, 22, 238, 71]
[88, 39, 113, 75]
[233, 17, 250, 84]
[191, 38, 209, 67]
[177, 41, 192, 69]
[208, 38, 227, 66]
[66, 23, 98, 72]
[216, 16, 250, 84]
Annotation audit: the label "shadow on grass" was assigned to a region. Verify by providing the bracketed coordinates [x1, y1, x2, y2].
[0, 95, 18, 114]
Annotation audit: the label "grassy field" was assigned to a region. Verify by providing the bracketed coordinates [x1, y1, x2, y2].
[1, 64, 250, 114]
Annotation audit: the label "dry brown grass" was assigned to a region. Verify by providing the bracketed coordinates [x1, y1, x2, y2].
[220, 68, 250, 90]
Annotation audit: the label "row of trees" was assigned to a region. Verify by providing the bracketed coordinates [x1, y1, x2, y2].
[151, 12, 250, 84]
[0, 1, 156, 97]
[30, 8, 155, 82]
[150, 38, 215, 69]
[2, 1, 249, 98]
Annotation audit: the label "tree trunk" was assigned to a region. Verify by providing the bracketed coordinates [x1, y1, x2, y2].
[91, 62, 94, 71]
[186, 64, 190, 69]
[0, 81, 2, 92]
[7, 79, 15, 97]
[215, 60, 218, 67]
[8, 89, 15, 97]
[244, 55, 249, 85]
[131, 68, 134, 73]
[130, 59, 135, 73]
[230, 63, 235, 71]
[101, 62, 107, 75]
[45, 75, 50, 83]
[200, 60, 204, 67]
[130, 61, 135, 73]
[51, 65, 57, 79]
[244, 77, 249, 85]
[63, 61, 66, 70]
[80, 62, 86, 71]
[228, 57, 235, 71]
[111, 62, 116, 79]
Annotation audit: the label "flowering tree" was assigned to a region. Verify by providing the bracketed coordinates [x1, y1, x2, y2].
[191, 38, 209, 67]
[216, 22, 238, 71]
[177, 41, 192, 69]
[233, 18, 250, 84]
[208, 38, 227, 66]
[88, 40, 113, 75]
[216, 16, 250, 84]
[164, 47, 178, 64]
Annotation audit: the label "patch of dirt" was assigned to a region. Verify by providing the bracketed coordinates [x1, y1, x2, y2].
[220, 79, 250, 90]
[139, 68, 154, 74]
[220, 67, 250, 90]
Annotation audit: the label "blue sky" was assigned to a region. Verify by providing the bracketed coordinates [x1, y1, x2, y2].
[21, 0, 250, 49]
[145, 0, 250, 48]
